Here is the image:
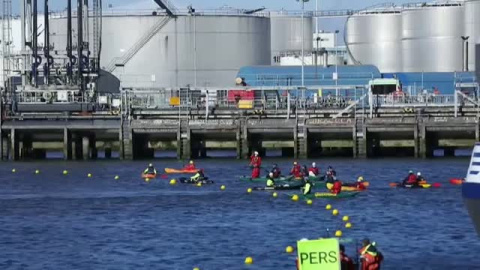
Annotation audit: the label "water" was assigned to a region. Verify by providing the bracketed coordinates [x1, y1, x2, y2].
[0, 158, 479, 270]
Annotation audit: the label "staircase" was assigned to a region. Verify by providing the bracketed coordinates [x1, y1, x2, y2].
[296, 120, 307, 159]
[354, 116, 366, 158]
[106, 16, 171, 72]
[153, 0, 178, 17]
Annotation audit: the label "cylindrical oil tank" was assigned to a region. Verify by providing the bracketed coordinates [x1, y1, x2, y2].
[51, 14, 271, 88]
[345, 11, 402, 73]
[270, 12, 313, 63]
[465, 0, 480, 71]
[476, 44, 480, 79]
[402, 4, 465, 72]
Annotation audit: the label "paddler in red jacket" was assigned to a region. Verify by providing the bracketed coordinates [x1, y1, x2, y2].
[356, 176, 367, 190]
[249, 151, 262, 178]
[290, 161, 302, 178]
[359, 239, 383, 270]
[331, 179, 342, 194]
[308, 162, 320, 176]
[184, 160, 196, 170]
[402, 170, 417, 186]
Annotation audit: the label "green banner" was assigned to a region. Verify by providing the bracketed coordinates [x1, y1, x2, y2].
[297, 238, 340, 270]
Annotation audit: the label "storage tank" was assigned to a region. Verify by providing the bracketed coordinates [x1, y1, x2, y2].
[270, 12, 313, 64]
[345, 10, 402, 73]
[402, 4, 465, 72]
[50, 13, 271, 88]
[465, 0, 480, 71]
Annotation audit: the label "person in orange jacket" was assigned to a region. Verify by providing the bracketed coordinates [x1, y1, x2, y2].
[249, 151, 262, 178]
[359, 239, 383, 270]
[340, 244, 355, 270]
[331, 179, 342, 195]
[184, 160, 196, 170]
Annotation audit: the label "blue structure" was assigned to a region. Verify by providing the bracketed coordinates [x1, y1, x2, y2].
[237, 65, 476, 94]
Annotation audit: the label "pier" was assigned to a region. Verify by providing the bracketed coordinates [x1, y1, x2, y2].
[1, 88, 479, 161]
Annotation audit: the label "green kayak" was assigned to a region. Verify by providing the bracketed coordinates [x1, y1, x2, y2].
[239, 175, 324, 183]
[300, 191, 360, 200]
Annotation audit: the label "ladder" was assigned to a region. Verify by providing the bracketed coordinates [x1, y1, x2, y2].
[106, 16, 171, 73]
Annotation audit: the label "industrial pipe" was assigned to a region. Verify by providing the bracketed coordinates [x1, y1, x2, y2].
[77, 0, 84, 90]
[32, 0, 38, 87]
[44, 0, 50, 85]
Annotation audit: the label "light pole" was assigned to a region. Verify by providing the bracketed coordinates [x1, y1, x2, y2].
[188, 5, 197, 88]
[299, 0, 306, 87]
[334, 30, 339, 95]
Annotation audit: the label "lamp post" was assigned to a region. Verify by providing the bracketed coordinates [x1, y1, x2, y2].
[334, 30, 339, 95]
[188, 5, 197, 88]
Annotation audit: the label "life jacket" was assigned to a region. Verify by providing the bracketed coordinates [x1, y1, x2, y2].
[184, 164, 196, 170]
[309, 167, 320, 176]
[407, 174, 417, 184]
[332, 181, 342, 194]
[359, 244, 382, 270]
[291, 165, 301, 177]
[250, 156, 262, 167]
[266, 179, 275, 187]
[356, 182, 367, 190]
[271, 168, 281, 178]
[303, 182, 312, 195]
[144, 167, 156, 174]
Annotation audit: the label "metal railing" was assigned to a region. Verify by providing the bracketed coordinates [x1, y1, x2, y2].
[371, 94, 457, 107]
[15, 91, 86, 104]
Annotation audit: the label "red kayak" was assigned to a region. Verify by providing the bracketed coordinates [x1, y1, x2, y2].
[449, 178, 465, 185]
[164, 168, 198, 174]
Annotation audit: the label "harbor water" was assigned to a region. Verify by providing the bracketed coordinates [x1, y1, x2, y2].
[0, 158, 479, 269]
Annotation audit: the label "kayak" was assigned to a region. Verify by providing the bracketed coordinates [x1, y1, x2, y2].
[165, 168, 198, 174]
[390, 182, 431, 189]
[252, 182, 304, 191]
[141, 173, 157, 179]
[239, 175, 294, 183]
[301, 192, 360, 199]
[450, 178, 465, 185]
[179, 177, 214, 185]
[325, 182, 369, 192]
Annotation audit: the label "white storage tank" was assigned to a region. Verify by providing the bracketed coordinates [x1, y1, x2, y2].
[465, 0, 480, 71]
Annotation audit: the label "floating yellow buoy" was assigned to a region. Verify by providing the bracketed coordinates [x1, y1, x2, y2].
[11, 168, 16, 173]
[245, 257, 253, 265]
[306, 199, 313, 205]
[335, 230, 342, 237]
[114, 175, 119, 180]
[345, 222, 352, 229]
[247, 188, 252, 194]
[291, 195, 299, 201]
[342, 216, 349, 222]
[87, 173, 92, 178]
[286, 246, 294, 254]
[63, 170, 68, 175]
[145, 178, 150, 182]
[196, 182, 202, 187]
[169, 179, 177, 185]
[332, 209, 339, 216]
[220, 185, 226, 190]
[193, 267, 200, 270]
[272, 192, 278, 198]
[35, 170, 40, 174]
[325, 204, 332, 210]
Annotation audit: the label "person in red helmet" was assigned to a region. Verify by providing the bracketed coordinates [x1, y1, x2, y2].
[331, 178, 342, 195]
[290, 161, 302, 178]
[249, 151, 262, 179]
[308, 162, 320, 176]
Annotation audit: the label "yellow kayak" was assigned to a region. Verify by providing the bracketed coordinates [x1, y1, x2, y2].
[326, 182, 370, 191]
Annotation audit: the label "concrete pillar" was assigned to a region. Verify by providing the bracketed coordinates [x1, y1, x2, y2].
[176, 127, 182, 160]
[10, 129, 19, 161]
[89, 135, 97, 159]
[236, 128, 242, 159]
[299, 127, 308, 159]
[63, 128, 72, 160]
[352, 125, 357, 158]
[242, 124, 249, 159]
[359, 126, 368, 158]
[120, 128, 133, 160]
[293, 126, 298, 159]
[1, 136, 8, 160]
[22, 135, 33, 159]
[419, 125, 427, 159]
[414, 125, 419, 158]
[181, 127, 191, 160]
[82, 136, 89, 160]
[74, 135, 83, 160]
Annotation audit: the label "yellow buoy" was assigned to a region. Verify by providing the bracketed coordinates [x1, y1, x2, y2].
[245, 257, 253, 265]
[335, 230, 342, 237]
[272, 192, 278, 198]
[342, 215, 349, 222]
[291, 194, 299, 201]
[193, 267, 200, 270]
[286, 246, 294, 254]
[196, 182, 202, 187]
[220, 185, 226, 190]
[169, 179, 177, 185]
[325, 204, 332, 210]
[87, 173, 92, 178]
[145, 178, 150, 182]
[35, 170, 40, 174]
[306, 199, 313, 205]
[332, 209, 339, 216]
[63, 170, 68, 175]
[114, 175, 119, 180]
[247, 188, 252, 194]
[11, 168, 16, 173]
[345, 222, 352, 229]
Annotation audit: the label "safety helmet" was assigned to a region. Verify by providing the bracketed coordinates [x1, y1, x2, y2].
[357, 176, 364, 182]
[293, 161, 297, 165]
[149, 163, 153, 167]
[269, 172, 274, 177]
[417, 172, 421, 176]
[190, 160, 194, 164]
[312, 162, 316, 167]
[409, 170, 413, 174]
[254, 151, 259, 156]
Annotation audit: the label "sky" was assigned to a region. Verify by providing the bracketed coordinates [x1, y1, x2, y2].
[15, 0, 423, 13]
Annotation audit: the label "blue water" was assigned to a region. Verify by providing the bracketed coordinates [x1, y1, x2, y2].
[0, 159, 478, 270]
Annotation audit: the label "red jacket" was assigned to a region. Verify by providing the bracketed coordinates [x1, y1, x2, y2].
[184, 164, 196, 170]
[406, 174, 417, 184]
[250, 156, 262, 167]
[291, 165, 301, 177]
[308, 167, 320, 176]
[356, 182, 367, 190]
[359, 246, 383, 270]
[341, 252, 355, 270]
[332, 181, 342, 194]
